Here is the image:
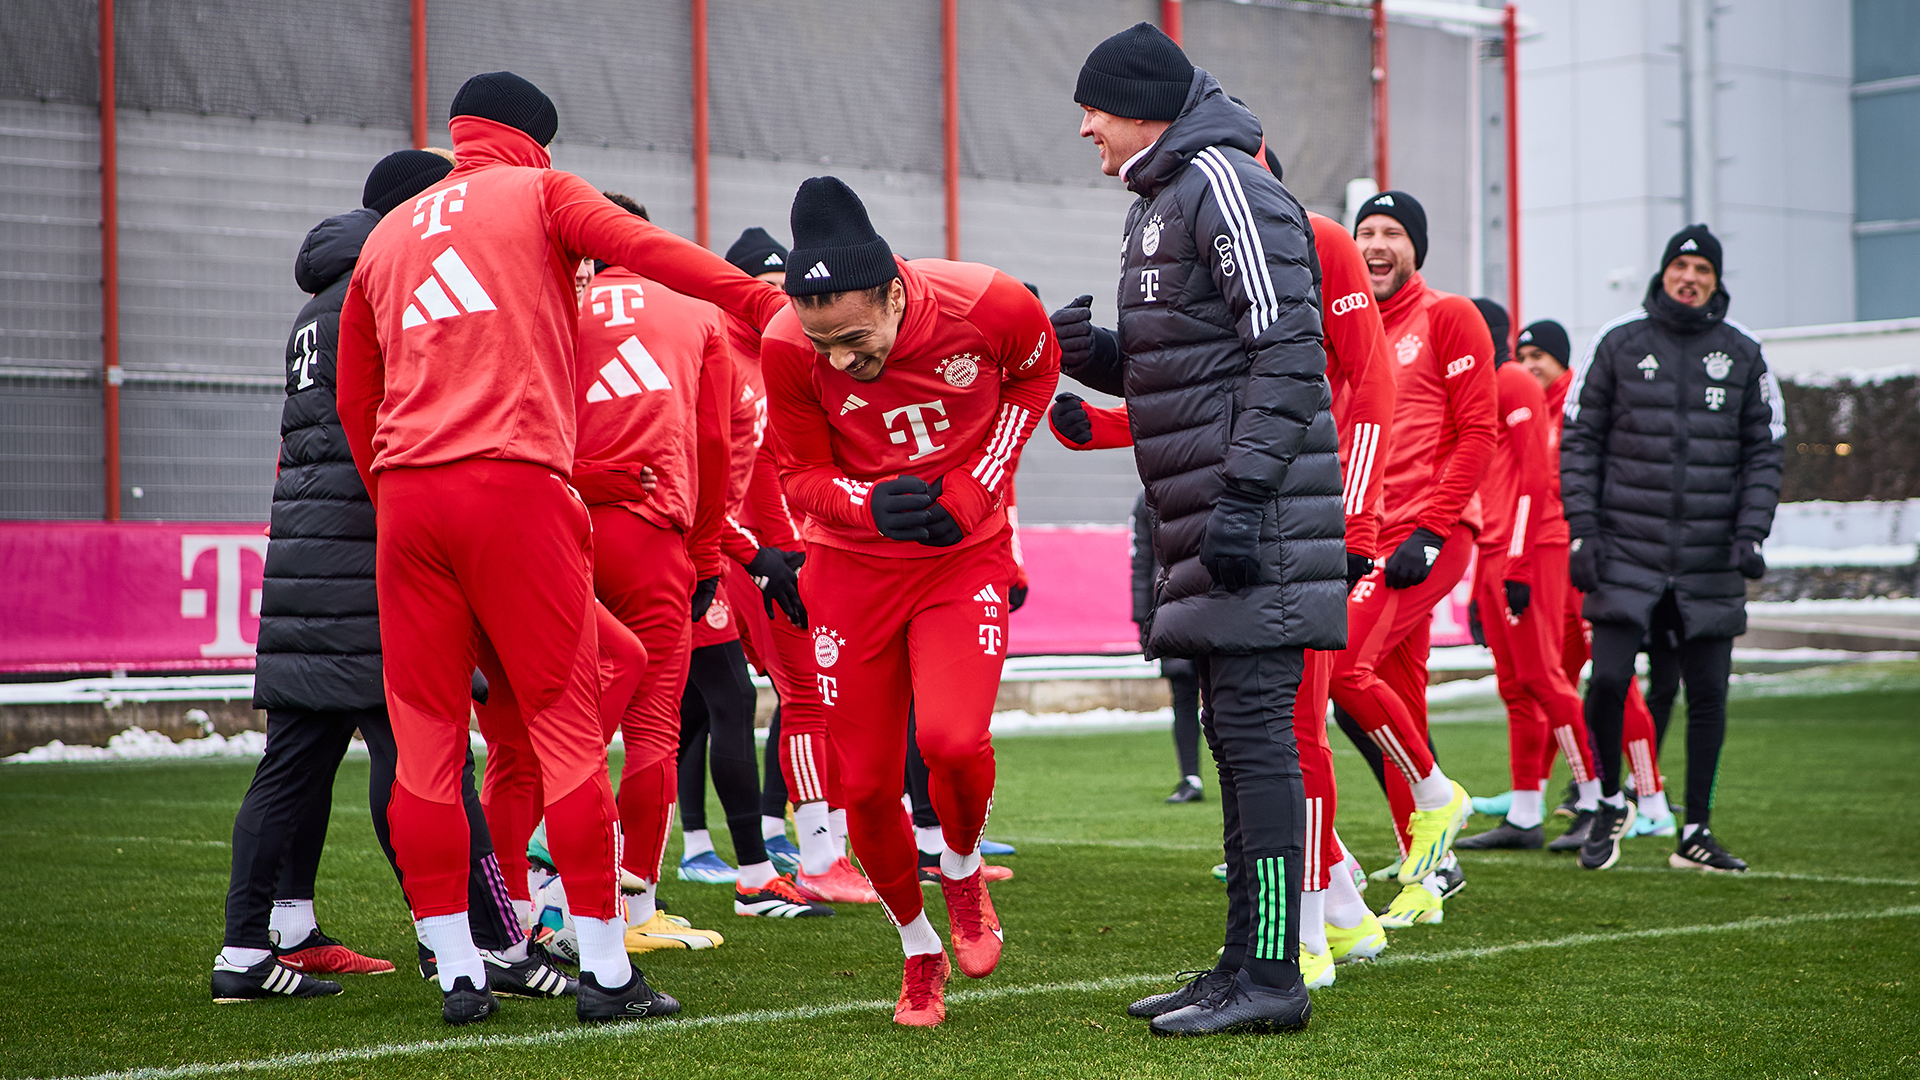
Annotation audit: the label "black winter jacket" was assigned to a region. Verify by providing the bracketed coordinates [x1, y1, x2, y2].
[1076, 70, 1346, 656]
[1560, 278, 1786, 639]
[253, 209, 384, 711]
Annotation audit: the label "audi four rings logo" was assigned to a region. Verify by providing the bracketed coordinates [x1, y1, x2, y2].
[1328, 291, 1369, 317]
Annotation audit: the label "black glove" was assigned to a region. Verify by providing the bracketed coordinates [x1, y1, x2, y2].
[690, 575, 720, 621]
[1345, 551, 1374, 593]
[1383, 527, 1445, 590]
[1733, 538, 1767, 580]
[1051, 392, 1093, 445]
[917, 476, 964, 547]
[1504, 579, 1531, 618]
[871, 475, 935, 541]
[1009, 582, 1028, 612]
[1200, 487, 1265, 591]
[1568, 537, 1601, 594]
[1050, 295, 1120, 387]
[1467, 597, 1486, 646]
[748, 546, 808, 628]
[470, 668, 489, 706]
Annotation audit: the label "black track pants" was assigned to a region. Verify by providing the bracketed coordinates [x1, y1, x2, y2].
[675, 641, 768, 867]
[761, 705, 788, 817]
[1164, 658, 1202, 779]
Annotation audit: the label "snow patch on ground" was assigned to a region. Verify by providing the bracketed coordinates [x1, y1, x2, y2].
[6, 726, 273, 764]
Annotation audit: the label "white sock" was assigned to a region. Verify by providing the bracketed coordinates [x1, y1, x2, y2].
[1508, 788, 1545, 829]
[216, 945, 270, 970]
[413, 918, 433, 949]
[1300, 890, 1328, 954]
[1325, 856, 1369, 929]
[1682, 822, 1701, 840]
[1600, 790, 1627, 809]
[512, 898, 534, 934]
[897, 911, 943, 957]
[1411, 767, 1453, 811]
[794, 800, 835, 875]
[1638, 789, 1670, 822]
[1576, 779, 1601, 811]
[574, 914, 633, 989]
[829, 807, 850, 855]
[487, 938, 530, 964]
[268, 899, 316, 948]
[420, 912, 483, 992]
[914, 825, 945, 855]
[941, 845, 983, 880]
[681, 828, 715, 858]
[1184, 773, 1203, 789]
[763, 814, 788, 841]
[737, 860, 776, 889]
[625, 882, 658, 927]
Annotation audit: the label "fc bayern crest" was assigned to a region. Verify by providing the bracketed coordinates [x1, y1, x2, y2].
[1703, 352, 1732, 381]
[1142, 214, 1163, 256]
[705, 598, 729, 629]
[813, 628, 845, 668]
[1396, 334, 1423, 366]
[939, 353, 981, 388]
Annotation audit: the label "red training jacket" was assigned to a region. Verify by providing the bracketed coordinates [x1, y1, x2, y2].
[1477, 361, 1552, 584]
[1538, 368, 1573, 548]
[336, 115, 785, 498]
[727, 313, 803, 551]
[1374, 272, 1498, 538]
[763, 257, 1061, 559]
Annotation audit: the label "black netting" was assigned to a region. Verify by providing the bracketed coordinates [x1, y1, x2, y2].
[0, 1, 97, 106]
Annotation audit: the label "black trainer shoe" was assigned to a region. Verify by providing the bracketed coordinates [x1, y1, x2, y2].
[1457, 819, 1544, 850]
[1670, 828, 1748, 873]
[1149, 969, 1311, 1036]
[486, 948, 578, 998]
[1579, 800, 1637, 871]
[1553, 780, 1579, 819]
[577, 966, 681, 1023]
[211, 956, 343, 1003]
[417, 943, 437, 981]
[1126, 968, 1231, 1018]
[1429, 857, 1466, 899]
[917, 849, 943, 884]
[1165, 777, 1204, 804]
[1548, 810, 1594, 852]
[442, 974, 498, 1025]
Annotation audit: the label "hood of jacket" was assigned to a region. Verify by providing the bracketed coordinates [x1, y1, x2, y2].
[1125, 68, 1263, 200]
[293, 207, 379, 295]
[1643, 272, 1729, 337]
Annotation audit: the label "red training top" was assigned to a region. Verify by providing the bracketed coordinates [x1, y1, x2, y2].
[1373, 272, 1498, 538]
[727, 313, 803, 551]
[1476, 361, 1553, 583]
[1538, 368, 1573, 548]
[336, 115, 786, 497]
[762, 257, 1060, 559]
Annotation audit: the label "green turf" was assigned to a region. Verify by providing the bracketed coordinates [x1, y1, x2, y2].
[2, 664, 1918, 1079]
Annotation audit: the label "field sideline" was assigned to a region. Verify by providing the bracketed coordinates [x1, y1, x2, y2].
[1, 664, 1916, 1079]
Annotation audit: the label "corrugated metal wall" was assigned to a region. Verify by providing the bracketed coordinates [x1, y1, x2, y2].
[0, 0, 1392, 527]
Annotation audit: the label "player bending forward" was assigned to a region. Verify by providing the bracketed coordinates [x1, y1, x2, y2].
[761, 177, 1058, 1027]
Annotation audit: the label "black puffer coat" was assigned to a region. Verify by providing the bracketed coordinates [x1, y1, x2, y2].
[253, 209, 384, 711]
[1560, 277, 1785, 639]
[1076, 70, 1346, 656]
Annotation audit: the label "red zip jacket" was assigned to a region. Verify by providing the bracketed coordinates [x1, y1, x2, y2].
[763, 257, 1060, 558]
[1050, 212, 1396, 558]
[337, 116, 786, 497]
[1539, 368, 1573, 547]
[1375, 273, 1498, 538]
[1477, 361, 1552, 584]
[572, 267, 731, 579]
[727, 312, 803, 551]
[718, 341, 766, 565]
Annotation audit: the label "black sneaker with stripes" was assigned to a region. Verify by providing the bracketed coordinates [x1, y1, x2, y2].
[1670, 828, 1748, 873]
[486, 947, 578, 997]
[210, 956, 342, 1002]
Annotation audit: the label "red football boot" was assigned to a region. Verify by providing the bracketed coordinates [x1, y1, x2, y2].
[274, 930, 396, 975]
[939, 868, 1003, 978]
[795, 857, 881, 903]
[894, 950, 951, 1027]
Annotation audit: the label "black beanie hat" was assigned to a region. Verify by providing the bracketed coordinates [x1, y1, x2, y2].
[362, 149, 453, 217]
[726, 227, 790, 276]
[1517, 319, 1571, 367]
[1075, 22, 1194, 122]
[1354, 189, 1428, 270]
[450, 71, 558, 147]
[784, 177, 897, 297]
[1473, 298, 1511, 366]
[1660, 223, 1722, 278]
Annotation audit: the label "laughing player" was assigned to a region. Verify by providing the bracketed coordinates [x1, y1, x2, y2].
[760, 177, 1058, 1027]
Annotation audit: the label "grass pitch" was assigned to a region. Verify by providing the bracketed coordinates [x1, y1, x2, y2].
[1, 664, 1917, 1079]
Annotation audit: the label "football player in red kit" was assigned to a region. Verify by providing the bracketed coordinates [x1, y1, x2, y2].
[1334, 190, 1494, 929]
[336, 72, 785, 1025]
[1047, 198, 1395, 982]
[761, 177, 1058, 1027]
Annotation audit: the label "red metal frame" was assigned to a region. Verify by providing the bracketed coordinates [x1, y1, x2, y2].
[1504, 2, 1520, 339]
[941, 0, 960, 261]
[1160, 0, 1183, 45]
[692, 0, 711, 249]
[1372, 0, 1390, 189]
[410, 0, 427, 148]
[100, 0, 120, 521]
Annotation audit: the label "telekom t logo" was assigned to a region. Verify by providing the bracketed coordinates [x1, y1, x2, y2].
[591, 283, 646, 327]
[816, 673, 839, 706]
[290, 321, 319, 390]
[978, 625, 1002, 656]
[412, 183, 468, 239]
[882, 399, 951, 461]
[180, 535, 269, 658]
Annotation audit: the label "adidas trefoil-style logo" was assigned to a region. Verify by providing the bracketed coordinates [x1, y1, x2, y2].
[401, 248, 496, 328]
[584, 336, 674, 402]
[839, 394, 868, 415]
[1638, 354, 1660, 380]
[804, 261, 831, 280]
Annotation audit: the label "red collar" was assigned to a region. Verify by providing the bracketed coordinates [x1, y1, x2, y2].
[449, 115, 552, 172]
[1378, 271, 1430, 325]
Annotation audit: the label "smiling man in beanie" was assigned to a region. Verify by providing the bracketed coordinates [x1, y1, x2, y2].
[760, 176, 1058, 1026]
[1054, 22, 1343, 1036]
[336, 70, 786, 1026]
[1561, 224, 1784, 873]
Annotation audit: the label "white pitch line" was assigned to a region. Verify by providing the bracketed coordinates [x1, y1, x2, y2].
[34, 905, 1920, 1080]
[1454, 852, 1920, 890]
[987, 835, 1224, 852]
[0, 830, 230, 849]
